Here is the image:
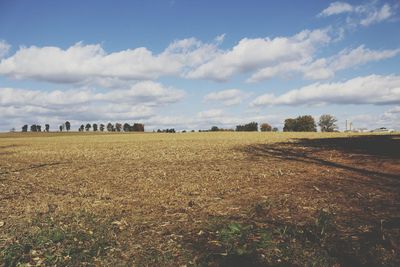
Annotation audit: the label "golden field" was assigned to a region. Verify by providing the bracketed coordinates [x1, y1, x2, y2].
[0, 132, 399, 266]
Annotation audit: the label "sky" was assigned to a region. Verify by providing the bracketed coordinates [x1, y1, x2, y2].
[0, 0, 400, 131]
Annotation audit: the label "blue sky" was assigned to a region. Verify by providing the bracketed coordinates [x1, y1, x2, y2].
[0, 0, 400, 131]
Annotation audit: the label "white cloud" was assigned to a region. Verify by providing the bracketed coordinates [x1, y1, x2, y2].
[0, 40, 11, 59]
[144, 109, 284, 131]
[0, 39, 219, 87]
[185, 29, 331, 81]
[4, 29, 394, 85]
[248, 45, 400, 82]
[0, 81, 185, 130]
[0, 81, 184, 107]
[319, 2, 353, 17]
[214, 34, 226, 44]
[347, 109, 400, 130]
[204, 89, 249, 106]
[302, 58, 334, 80]
[360, 3, 393, 26]
[386, 106, 400, 114]
[330, 45, 400, 70]
[251, 74, 400, 106]
[0, 30, 336, 84]
[197, 109, 225, 119]
[381, 106, 400, 129]
[318, 1, 396, 27]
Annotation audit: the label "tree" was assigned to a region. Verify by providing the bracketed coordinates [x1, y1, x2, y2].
[45, 124, 50, 132]
[123, 123, 131, 132]
[133, 123, 144, 132]
[36, 125, 42, 132]
[211, 126, 219, 131]
[107, 123, 114, 132]
[272, 127, 279, 132]
[260, 123, 272, 132]
[318, 114, 338, 132]
[115, 123, 122, 132]
[22, 125, 28, 132]
[59, 125, 63, 132]
[236, 122, 258, 131]
[93, 123, 98, 132]
[283, 116, 316, 132]
[283, 118, 296, 132]
[30, 124, 37, 132]
[85, 123, 91, 131]
[79, 124, 85, 132]
[65, 121, 71, 131]
[296, 115, 317, 132]
[99, 124, 105, 132]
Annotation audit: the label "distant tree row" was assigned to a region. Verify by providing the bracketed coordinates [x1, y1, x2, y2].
[22, 121, 144, 132]
[78, 123, 144, 132]
[200, 126, 234, 132]
[20, 115, 338, 133]
[236, 122, 258, 131]
[260, 123, 279, 132]
[22, 124, 51, 132]
[156, 128, 176, 133]
[206, 114, 336, 132]
[283, 115, 317, 132]
[283, 114, 337, 132]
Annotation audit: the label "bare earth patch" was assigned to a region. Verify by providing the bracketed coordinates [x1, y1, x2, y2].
[0, 132, 399, 266]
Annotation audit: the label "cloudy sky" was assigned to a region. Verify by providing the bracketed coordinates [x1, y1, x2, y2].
[0, 0, 400, 131]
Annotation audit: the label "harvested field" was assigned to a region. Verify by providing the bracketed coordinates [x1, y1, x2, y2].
[0, 132, 399, 266]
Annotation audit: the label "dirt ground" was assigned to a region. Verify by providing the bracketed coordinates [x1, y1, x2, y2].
[0, 132, 399, 266]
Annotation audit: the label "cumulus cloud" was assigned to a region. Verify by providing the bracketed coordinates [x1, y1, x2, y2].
[0, 40, 11, 59]
[0, 81, 185, 130]
[0, 81, 184, 107]
[381, 106, 400, 128]
[203, 89, 249, 106]
[144, 109, 284, 131]
[185, 29, 331, 81]
[0, 39, 219, 87]
[251, 74, 400, 106]
[347, 109, 400, 130]
[306, 45, 400, 80]
[319, 2, 354, 17]
[330, 45, 400, 70]
[386, 106, 400, 114]
[197, 109, 225, 119]
[248, 45, 400, 82]
[360, 3, 393, 26]
[5, 29, 393, 85]
[0, 29, 340, 84]
[318, 1, 396, 27]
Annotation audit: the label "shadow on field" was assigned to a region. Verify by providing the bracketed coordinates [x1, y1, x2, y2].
[184, 210, 400, 266]
[225, 134, 400, 266]
[291, 134, 400, 159]
[244, 134, 400, 181]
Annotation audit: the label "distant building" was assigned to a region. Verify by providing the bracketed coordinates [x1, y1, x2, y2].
[371, 127, 394, 133]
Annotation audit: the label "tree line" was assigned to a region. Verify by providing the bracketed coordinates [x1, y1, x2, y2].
[283, 114, 337, 132]
[206, 114, 337, 132]
[20, 114, 338, 133]
[22, 121, 145, 132]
